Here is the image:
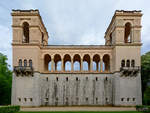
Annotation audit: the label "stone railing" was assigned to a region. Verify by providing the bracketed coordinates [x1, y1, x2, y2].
[14, 66, 33, 76]
[120, 66, 140, 77]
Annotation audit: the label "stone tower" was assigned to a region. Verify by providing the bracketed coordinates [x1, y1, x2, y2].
[11, 10, 142, 106]
[105, 10, 142, 106]
[11, 9, 48, 106]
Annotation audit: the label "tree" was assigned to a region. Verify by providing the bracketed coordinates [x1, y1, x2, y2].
[0, 53, 12, 105]
[144, 86, 150, 105]
[141, 52, 150, 105]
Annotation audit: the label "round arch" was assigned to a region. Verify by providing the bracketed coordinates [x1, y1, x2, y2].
[83, 54, 90, 71]
[124, 22, 132, 43]
[93, 54, 100, 71]
[73, 54, 81, 71]
[103, 54, 110, 72]
[44, 54, 51, 71]
[22, 22, 29, 43]
[54, 54, 61, 71]
[63, 54, 71, 71]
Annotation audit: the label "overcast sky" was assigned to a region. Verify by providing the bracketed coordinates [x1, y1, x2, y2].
[0, 0, 150, 69]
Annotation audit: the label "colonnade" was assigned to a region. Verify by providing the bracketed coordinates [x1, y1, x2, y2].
[44, 54, 110, 72]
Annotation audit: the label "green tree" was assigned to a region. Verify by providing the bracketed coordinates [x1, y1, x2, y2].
[141, 52, 150, 105]
[144, 86, 150, 105]
[0, 53, 12, 105]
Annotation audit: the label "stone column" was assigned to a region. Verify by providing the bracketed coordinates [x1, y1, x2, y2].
[55, 62, 57, 71]
[96, 62, 99, 71]
[80, 58, 83, 71]
[71, 59, 74, 72]
[109, 57, 112, 72]
[51, 58, 54, 72]
[90, 58, 93, 72]
[100, 60, 103, 72]
[61, 59, 64, 71]
[41, 58, 44, 72]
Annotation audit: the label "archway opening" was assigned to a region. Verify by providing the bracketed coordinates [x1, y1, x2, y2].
[83, 54, 90, 71]
[44, 54, 51, 71]
[54, 54, 61, 71]
[64, 54, 71, 71]
[93, 54, 100, 71]
[73, 54, 81, 71]
[103, 54, 110, 72]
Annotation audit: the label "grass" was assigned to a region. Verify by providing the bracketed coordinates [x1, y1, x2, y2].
[18, 111, 142, 113]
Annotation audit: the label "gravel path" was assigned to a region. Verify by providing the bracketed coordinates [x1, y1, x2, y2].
[21, 106, 136, 111]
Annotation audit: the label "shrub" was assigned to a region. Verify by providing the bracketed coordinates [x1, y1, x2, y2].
[136, 105, 150, 112]
[0, 106, 20, 113]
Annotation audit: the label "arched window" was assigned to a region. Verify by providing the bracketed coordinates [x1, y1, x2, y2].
[93, 54, 100, 71]
[54, 54, 61, 71]
[23, 22, 29, 43]
[74, 61, 80, 71]
[18, 59, 22, 66]
[124, 22, 131, 43]
[126, 60, 130, 67]
[103, 54, 110, 72]
[24, 59, 27, 67]
[29, 59, 32, 67]
[64, 54, 71, 71]
[44, 54, 51, 71]
[121, 60, 125, 67]
[83, 54, 90, 71]
[73, 54, 81, 71]
[131, 60, 135, 67]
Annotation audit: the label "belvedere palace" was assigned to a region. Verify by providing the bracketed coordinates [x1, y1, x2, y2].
[11, 10, 142, 106]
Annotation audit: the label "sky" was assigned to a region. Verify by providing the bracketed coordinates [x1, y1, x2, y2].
[0, 0, 150, 69]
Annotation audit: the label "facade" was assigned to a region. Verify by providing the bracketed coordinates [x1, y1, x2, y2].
[11, 9, 142, 106]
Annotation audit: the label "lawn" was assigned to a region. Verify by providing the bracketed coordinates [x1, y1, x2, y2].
[18, 111, 142, 113]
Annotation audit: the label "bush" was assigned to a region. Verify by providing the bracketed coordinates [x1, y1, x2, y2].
[0, 106, 20, 113]
[136, 105, 150, 112]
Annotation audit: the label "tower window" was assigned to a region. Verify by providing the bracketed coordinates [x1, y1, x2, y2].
[23, 22, 29, 43]
[29, 59, 32, 67]
[41, 32, 44, 44]
[126, 60, 130, 67]
[24, 59, 27, 67]
[124, 22, 131, 43]
[121, 60, 125, 67]
[131, 60, 135, 67]
[18, 59, 22, 66]
[110, 33, 112, 45]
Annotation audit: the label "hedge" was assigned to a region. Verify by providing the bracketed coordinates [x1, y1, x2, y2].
[0, 106, 20, 113]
